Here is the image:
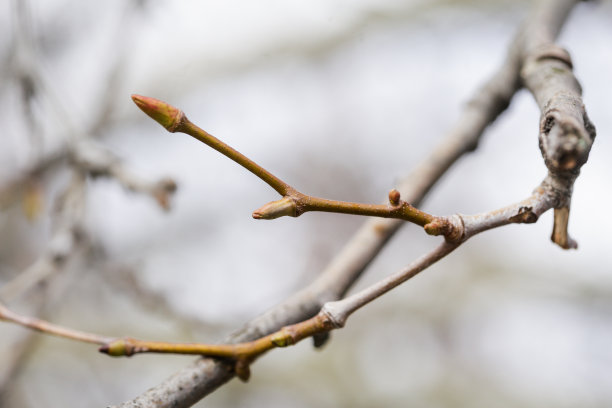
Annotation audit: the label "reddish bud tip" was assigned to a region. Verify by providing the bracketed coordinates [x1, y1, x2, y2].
[388, 189, 401, 206]
[131, 94, 184, 132]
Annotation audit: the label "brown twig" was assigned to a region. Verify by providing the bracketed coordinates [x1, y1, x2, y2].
[113, 1, 590, 407]
[131, 95, 436, 227]
[0, 301, 113, 345]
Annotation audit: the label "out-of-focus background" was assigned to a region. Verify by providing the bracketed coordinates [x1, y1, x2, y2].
[1, 0, 611, 407]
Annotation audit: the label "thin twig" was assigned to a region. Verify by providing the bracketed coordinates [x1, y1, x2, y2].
[0, 172, 87, 303]
[0, 180, 558, 383]
[0, 301, 113, 345]
[131, 95, 437, 227]
[97, 186, 556, 366]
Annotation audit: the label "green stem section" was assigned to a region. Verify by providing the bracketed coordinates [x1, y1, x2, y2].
[0, 302, 112, 345]
[179, 120, 292, 197]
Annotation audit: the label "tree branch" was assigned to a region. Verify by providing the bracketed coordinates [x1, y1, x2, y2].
[519, 0, 596, 249]
[0, 301, 113, 346]
[110, 1, 590, 406]
[0, 0, 565, 406]
[96, 182, 557, 370]
[1, 178, 558, 382]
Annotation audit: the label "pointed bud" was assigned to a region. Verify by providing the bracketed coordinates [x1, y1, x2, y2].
[252, 197, 296, 219]
[131, 94, 185, 132]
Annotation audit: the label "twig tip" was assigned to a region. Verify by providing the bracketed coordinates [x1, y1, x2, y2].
[131, 94, 184, 132]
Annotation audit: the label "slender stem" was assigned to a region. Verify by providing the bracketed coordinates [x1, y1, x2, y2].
[101, 313, 332, 358]
[99, 313, 335, 381]
[106, 240, 459, 370]
[321, 241, 458, 327]
[299, 195, 435, 226]
[0, 302, 113, 345]
[321, 185, 558, 327]
[118, 1, 589, 405]
[132, 95, 438, 227]
[0, 180, 566, 385]
[179, 120, 293, 197]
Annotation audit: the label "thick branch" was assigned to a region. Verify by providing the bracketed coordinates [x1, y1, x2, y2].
[1, 181, 559, 380]
[519, 0, 596, 248]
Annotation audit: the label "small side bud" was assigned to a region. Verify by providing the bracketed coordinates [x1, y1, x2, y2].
[270, 329, 296, 348]
[131, 94, 185, 132]
[270, 333, 290, 347]
[424, 219, 443, 236]
[235, 359, 251, 382]
[98, 339, 131, 357]
[388, 189, 401, 206]
[252, 197, 297, 220]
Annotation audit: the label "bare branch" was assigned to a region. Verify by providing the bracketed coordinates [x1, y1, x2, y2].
[95, 184, 555, 372]
[519, 0, 596, 248]
[132, 95, 439, 227]
[113, 1, 589, 406]
[0, 301, 113, 345]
